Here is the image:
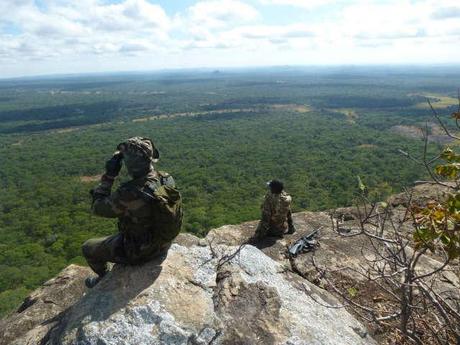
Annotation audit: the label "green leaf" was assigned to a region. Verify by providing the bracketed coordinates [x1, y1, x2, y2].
[357, 176, 366, 192]
[440, 148, 460, 163]
[435, 163, 460, 179]
[347, 287, 358, 298]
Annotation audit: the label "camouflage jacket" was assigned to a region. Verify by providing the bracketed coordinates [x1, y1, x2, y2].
[260, 191, 293, 231]
[91, 170, 175, 262]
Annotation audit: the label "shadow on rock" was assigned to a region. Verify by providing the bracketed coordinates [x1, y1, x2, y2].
[42, 254, 167, 345]
[254, 236, 283, 250]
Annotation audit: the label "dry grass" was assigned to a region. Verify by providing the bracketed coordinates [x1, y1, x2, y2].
[79, 175, 101, 183]
[324, 273, 458, 345]
[270, 104, 311, 113]
[410, 93, 458, 109]
[327, 108, 359, 124]
[357, 144, 377, 149]
[55, 127, 79, 134]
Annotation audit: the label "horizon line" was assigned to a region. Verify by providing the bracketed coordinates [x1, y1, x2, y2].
[3, 63, 460, 81]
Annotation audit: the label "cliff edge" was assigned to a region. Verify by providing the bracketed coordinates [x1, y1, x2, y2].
[1, 183, 458, 345]
[0, 234, 374, 345]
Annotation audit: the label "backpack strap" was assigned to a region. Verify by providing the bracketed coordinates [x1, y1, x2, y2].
[137, 180, 160, 203]
[138, 172, 175, 202]
[158, 171, 176, 188]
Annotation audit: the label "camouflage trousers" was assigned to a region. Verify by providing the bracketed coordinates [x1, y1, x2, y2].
[82, 233, 170, 277]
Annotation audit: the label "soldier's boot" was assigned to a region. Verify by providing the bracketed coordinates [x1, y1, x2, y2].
[287, 220, 296, 234]
[81, 236, 114, 288]
[83, 264, 107, 289]
[85, 276, 103, 289]
[286, 211, 296, 234]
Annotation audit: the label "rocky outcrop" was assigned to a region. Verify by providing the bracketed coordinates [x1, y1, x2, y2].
[2, 183, 457, 345]
[0, 265, 92, 345]
[1, 234, 374, 345]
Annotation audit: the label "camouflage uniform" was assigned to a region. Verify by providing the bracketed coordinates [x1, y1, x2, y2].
[255, 190, 294, 238]
[82, 137, 176, 277]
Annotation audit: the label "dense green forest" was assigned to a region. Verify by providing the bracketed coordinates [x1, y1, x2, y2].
[1, 66, 459, 317]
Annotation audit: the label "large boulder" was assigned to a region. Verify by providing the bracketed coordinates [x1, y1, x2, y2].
[1, 242, 374, 345]
[0, 264, 92, 345]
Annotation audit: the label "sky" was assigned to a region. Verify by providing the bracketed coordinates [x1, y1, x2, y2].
[1, 0, 460, 78]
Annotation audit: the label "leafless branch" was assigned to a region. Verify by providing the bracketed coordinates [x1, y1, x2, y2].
[428, 99, 460, 140]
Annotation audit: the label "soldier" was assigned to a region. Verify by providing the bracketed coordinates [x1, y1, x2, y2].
[82, 137, 182, 288]
[254, 180, 296, 240]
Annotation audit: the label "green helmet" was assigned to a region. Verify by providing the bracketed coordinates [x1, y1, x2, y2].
[117, 137, 160, 178]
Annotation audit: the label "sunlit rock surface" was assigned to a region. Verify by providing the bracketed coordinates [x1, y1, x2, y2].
[1, 238, 374, 345]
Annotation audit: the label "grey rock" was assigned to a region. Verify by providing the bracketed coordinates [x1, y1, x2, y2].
[1, 243, 376, 345]
[2, 183, 458, 345]
[0, 264, 92, 345]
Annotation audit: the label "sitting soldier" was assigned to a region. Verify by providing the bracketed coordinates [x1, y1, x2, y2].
[254, 179, 296, 240]
[82, 137, 182, 288]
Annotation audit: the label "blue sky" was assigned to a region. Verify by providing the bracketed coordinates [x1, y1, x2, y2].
[1, 0, 460, 78]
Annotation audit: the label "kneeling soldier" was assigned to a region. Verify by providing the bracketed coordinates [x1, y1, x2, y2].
[82, 137, 182, 288]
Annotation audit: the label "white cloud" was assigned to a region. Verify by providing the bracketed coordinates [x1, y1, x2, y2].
[0, 0, 173, 63]
[186, 0, 259, 28]
[336, 1, 460, 43]
[260, 0, 340, 9]
[431, 6, 460, 19]
[237, 24, 315, 40]
[173, 0, 260, 51]
[1, 0, 460, 77]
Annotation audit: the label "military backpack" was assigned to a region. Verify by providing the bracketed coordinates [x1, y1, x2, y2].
[139, 171, 183, 242]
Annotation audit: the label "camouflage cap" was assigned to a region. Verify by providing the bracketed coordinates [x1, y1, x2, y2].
[117, 137, 159, 178]
[117, 137, 160, 162]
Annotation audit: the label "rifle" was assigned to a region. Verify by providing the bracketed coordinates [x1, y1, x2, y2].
[288, 227, 322, 256]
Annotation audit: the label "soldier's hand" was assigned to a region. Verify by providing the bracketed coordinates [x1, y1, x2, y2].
[105, 151, 123, 178]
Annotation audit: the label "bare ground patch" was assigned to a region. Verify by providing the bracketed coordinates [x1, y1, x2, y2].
[79, 175, 101, 183]
[390, 123, 455, 144]
[55, 127, 80, 134]
[322, 273, 459, 345]
[270, 104, 311, 113]
[327, 108, 359, 124]
[390, 125, 423, 140]
[131, 104, 311, 123]
[409, 92, 459, 109]
[357, 144, 377, 149]
[132, 108, 256, 122]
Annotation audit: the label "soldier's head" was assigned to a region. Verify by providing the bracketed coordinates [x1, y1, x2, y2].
[117, 137, 159, 178]
[268, 179, 284, 194]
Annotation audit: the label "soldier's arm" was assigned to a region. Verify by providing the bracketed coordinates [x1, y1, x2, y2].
[259, 195, 272, 224]
[280, 194, 292, 214]
[283, 194, 296, 233]
[251, 195, 271, 241]
[252, 197, 270, 240]
[90, 175, 126, 218]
